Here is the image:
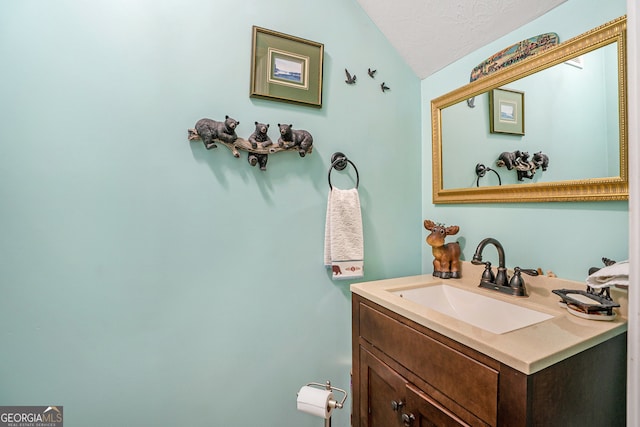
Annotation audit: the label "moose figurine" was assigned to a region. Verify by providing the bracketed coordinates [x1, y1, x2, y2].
[424, 219, 462, 279]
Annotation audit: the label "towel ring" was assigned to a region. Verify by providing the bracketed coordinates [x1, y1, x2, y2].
[328, 152, 359, 189]
[475, 163, 502, 187]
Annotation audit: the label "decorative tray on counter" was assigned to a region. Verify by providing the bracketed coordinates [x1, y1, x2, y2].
[552, 289, 620, 321]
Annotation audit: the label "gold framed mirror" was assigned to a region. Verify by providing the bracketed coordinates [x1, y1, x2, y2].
[431, 16, 627, 204]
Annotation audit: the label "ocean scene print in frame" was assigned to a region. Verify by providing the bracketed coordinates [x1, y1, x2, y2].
[489, 88, 525, 135]
[250, 26, 324, 108]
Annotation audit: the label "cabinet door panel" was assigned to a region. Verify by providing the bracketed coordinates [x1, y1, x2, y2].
[405, 383, 471, 427]
[360, 348, 406, 427]
[359, 302, 498, 424]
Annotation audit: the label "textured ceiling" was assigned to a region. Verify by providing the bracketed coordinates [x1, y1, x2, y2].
[355, 0, 567, 79]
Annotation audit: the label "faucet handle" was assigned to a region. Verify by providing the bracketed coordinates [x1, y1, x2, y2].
[517, 267, 539, 276]
[510, 267, 539, 283]
[480, 262, 495, 283]
[508, 267, 538, 296]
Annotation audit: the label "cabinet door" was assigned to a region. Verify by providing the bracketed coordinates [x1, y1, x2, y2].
[359, 348, 407, 427]
[403, 383, 471, 427]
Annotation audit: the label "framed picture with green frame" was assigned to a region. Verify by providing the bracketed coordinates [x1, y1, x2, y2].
[489, 88, 525, 135]
[250, 26, 324, 108]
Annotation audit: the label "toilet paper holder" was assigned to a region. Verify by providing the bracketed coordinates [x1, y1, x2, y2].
[299, 380, 348, 427]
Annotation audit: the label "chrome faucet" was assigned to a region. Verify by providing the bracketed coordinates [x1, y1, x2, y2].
[471, 237, 537, 297]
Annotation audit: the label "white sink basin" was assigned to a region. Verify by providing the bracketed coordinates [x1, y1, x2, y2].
[392, 284, 554, 334]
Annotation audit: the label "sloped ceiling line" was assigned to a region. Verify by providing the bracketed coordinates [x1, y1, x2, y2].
[355, 0, 567, 79]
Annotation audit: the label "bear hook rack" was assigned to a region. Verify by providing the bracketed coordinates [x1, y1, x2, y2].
[187, 116, 313, 171]
[328, 152, 359, 189]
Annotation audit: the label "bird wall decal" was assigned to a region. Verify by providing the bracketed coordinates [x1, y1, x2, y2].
[367, 68, 377, 78]
[380, 82, 390, 92]
[344, 69, 356, 84]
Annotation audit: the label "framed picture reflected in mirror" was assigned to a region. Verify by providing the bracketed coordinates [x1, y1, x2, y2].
[489, 88, 525, 135]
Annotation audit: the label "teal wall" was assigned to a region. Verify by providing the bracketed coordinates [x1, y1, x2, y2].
[422, 0, 629, 280]
[0, 1, 421, 426]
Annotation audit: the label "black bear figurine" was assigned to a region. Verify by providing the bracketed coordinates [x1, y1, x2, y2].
[194, 115, 239, 149]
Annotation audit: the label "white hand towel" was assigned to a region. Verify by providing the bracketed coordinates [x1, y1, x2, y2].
[324, 188, 364, 280]
[586, 260, 629, 288]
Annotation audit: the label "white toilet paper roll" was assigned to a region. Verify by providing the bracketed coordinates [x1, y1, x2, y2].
[297, 385, 334, 419]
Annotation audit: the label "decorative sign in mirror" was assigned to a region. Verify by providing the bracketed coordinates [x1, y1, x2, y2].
[431, 16, 627, 203]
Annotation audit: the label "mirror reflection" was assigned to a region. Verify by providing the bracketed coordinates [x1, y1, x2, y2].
[431, 16, 627, 203]
[442, 43, 619, 189]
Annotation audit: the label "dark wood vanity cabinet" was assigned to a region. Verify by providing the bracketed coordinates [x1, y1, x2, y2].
[360, 348, 468, 426]
[352, 294, 627, 427]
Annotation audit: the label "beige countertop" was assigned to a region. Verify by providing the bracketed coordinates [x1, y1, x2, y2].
[351, 262, 628, 374]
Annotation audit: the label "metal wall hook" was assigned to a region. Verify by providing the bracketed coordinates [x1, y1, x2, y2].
[328, 152, 359, 189]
